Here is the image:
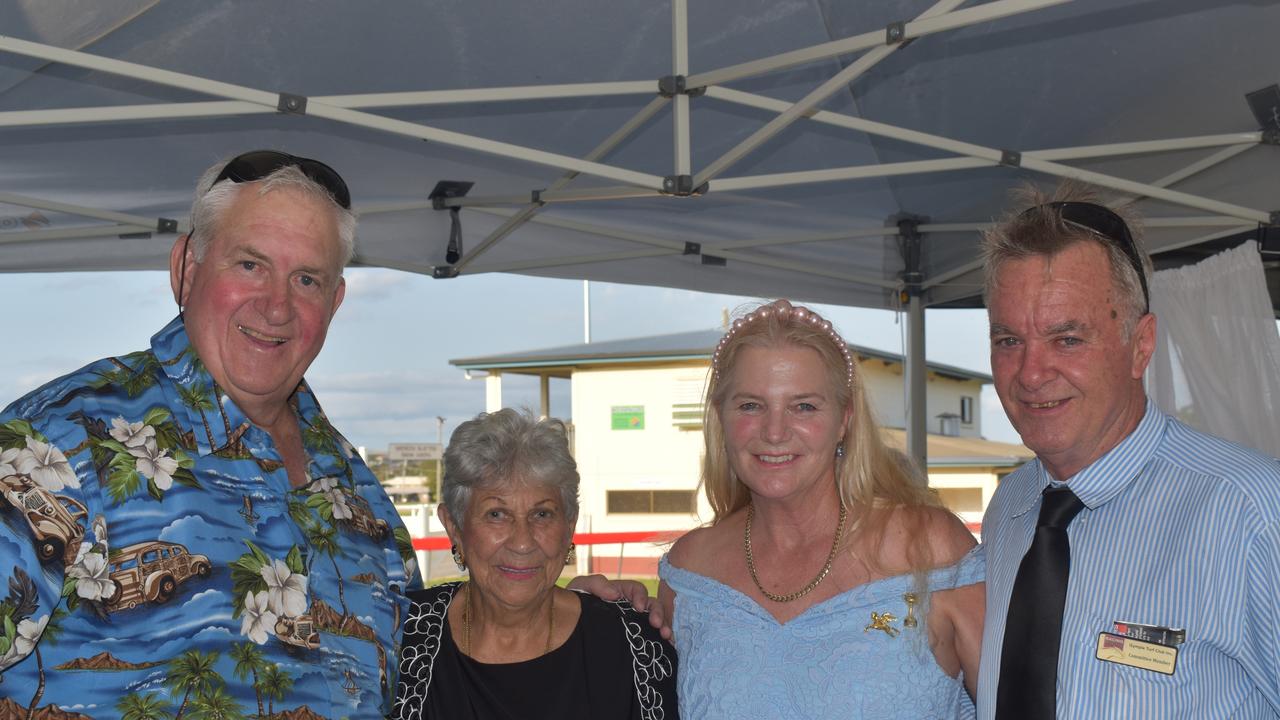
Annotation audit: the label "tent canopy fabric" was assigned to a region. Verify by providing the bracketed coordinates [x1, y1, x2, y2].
[1, 0, 1277, 314]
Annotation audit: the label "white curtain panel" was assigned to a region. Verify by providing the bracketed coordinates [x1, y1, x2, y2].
[1147, 241, 1280, 455]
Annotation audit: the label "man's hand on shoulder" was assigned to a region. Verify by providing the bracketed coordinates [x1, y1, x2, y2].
[566, 574, 670, 638]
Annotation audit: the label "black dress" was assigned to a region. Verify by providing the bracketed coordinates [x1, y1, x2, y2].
[390, 582, 679, 720]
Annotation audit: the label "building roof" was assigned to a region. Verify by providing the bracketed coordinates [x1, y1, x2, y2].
[881, 428, 1034, 468]
[451, 329, 992, 383]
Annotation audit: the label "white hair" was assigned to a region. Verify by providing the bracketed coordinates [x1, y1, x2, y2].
[187, 160, 357, 265]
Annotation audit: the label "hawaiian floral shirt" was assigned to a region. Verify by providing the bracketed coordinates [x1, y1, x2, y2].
[0, 316, 422, 719]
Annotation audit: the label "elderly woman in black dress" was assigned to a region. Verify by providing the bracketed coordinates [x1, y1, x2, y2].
[391, 408, 678, 720]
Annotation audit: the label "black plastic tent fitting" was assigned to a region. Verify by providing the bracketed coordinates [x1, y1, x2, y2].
[277, 93, 308, 115]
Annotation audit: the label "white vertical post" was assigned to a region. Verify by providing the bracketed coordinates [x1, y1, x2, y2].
[485, 371, 503, 412]
[672, 0, 691, 177]
[584, 279, 592, 343]
[539, 375, 551, 419]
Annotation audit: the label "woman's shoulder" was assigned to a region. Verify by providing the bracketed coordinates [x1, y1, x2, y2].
[576, 591, 670, 645]
[878, 505, 977, 572]
[406, 581, 461, 605]
[665, 510, 742, 573]
[403, 582, 462, 632]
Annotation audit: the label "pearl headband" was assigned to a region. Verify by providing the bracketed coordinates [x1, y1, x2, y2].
[711, 299, 856, 390]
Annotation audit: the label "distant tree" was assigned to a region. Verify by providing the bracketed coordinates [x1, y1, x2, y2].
[167, 650, 222, 720]
[24, 607, 66, 720]
[189, 685, 246, 720]
[305, 522, 350, 620]
[229, 642, 268, 718]
[257, 664, 294, 719]
[117, 692, 174, 720]
[177, 382, 217, 450]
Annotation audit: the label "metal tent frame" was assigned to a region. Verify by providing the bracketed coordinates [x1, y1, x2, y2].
[0, 0, 1275, 466]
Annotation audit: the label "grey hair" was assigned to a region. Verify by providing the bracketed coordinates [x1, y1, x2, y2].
[441, 408, 580, 535]
[981, 180, 1151, 338]
[188, 159, 357, 266]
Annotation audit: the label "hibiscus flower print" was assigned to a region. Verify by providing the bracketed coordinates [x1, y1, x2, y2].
[324, 488, 353, 520]
[67, 543, 117, 602]
[240, 590, 278, 645]
[0, 446, 24, 477]
[18, 436, 78, 491]
[260, 559, 308, 617]
[109, 416, 155, 450]
[128, 440, 179, 490]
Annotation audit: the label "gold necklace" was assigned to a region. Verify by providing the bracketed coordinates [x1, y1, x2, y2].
[744, 501, 848, 603]
[462, 582, 555, 658]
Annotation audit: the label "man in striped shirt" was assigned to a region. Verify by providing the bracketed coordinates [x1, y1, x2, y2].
[977, 183, 1280, 719]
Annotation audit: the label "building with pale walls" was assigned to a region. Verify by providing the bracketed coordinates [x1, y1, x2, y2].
[451, 329, 1032, 576]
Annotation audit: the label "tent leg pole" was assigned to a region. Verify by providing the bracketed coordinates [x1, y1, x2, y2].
[906, 293, 927, 478]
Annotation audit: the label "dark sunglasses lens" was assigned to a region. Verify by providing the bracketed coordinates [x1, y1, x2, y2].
[215, 151, 351, 209]
[1047, 201, 1150, 312]
[1057, 203, 1127, 246]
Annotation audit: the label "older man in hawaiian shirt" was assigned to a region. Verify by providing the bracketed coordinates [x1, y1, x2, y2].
[0, 151, 421, 719]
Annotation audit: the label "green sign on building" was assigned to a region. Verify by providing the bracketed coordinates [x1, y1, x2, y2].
[611, 405, 645, 430]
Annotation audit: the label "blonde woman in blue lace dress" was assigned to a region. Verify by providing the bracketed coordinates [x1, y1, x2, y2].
[657, 299, 984, 719]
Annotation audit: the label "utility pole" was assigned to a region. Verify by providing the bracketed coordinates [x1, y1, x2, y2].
[583, 280, 592, 343]
[435, 416, 446, 502]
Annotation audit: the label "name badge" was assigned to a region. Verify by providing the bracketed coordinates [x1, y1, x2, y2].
[1095, 632, 1178, 675]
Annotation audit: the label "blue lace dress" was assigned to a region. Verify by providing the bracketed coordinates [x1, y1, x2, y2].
[658, 545, 983, 719]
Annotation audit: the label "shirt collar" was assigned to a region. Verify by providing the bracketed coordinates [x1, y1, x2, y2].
[151, 316, 249, 456]
[1006, 398, 1168, 518]
[152, 316, 350, 471]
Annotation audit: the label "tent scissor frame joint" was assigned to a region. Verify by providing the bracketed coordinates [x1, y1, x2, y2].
[658, 75, 704, 98]
[1000, 150, 1022, 167]
[157, 218, 178, 234]
[276, 93, 308, 115]
[432, 266, 460, 279]
[661, 174, 703, 196]
[1261, 128, 1280, 146]
[885, 21, 913, 47]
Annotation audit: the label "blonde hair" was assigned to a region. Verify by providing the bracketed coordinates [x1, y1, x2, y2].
[702, 300, 942, 571]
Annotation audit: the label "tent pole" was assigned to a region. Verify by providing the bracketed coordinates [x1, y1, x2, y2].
[906, 290, 928, 477]
[694, 0, 972, 187]
[687, 0, 1071, 90]
[897, 217, 929, 478]
[451, 97, 669, 272]
[464, 207, 901, 286]
[672, 0, 691, 178]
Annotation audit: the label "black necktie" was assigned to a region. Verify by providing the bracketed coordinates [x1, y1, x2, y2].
[995, 486, 1086, 720]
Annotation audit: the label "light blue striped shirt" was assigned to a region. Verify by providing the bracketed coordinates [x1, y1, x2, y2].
[978, 400, 1280, 719]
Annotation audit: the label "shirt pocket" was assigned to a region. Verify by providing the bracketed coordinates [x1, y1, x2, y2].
[1086, 612, 1190, 695]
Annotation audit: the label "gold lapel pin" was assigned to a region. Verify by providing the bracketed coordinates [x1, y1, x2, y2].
[903, 593, 919, 629]
[865, 611, 900, 637]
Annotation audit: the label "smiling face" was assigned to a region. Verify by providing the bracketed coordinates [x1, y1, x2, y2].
[988, 241, 1155, 481]
[719, 344, 851, 505]
[442, 478, 570, 612]
[171, 185, 346, 421]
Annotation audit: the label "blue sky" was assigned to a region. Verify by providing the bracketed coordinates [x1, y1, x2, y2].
[1, 269, 1019, 450]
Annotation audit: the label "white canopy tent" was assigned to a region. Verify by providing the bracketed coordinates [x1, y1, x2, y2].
[1, 0, 1277, 463]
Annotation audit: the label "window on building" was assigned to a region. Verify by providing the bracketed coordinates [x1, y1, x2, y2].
[672, 377, 706, 429]
[607, 490, 697, 514]
[960, 395, 975, 425]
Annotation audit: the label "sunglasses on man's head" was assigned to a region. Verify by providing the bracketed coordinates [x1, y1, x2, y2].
[214, 149, 352, 210]
[1022, 200, 1150, 313]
